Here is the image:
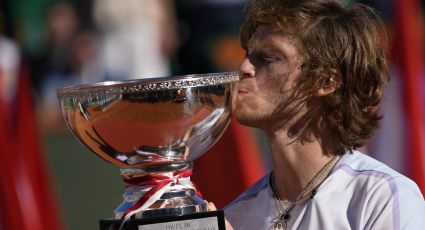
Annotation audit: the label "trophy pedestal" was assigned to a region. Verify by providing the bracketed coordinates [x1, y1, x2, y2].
[99, 210, 225, 230]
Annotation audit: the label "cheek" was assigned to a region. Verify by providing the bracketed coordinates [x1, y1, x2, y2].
[276, 66, 302, 94]
[257, 72, 289, 97]
[253, 81, 282, 112]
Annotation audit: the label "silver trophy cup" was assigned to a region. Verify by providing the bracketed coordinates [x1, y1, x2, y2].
[57, 72, 238, 229]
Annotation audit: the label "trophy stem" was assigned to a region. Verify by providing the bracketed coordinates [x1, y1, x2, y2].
[115, 161, 207, 226]
[120, 161, 193, 177]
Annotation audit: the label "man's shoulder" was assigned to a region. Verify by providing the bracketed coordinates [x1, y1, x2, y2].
[224, 173, 271, 216]
[335, 150, 424, 205]
[335, 151, 425, 228]
[224, 173, 271, 228]
[336, 150, 419, 187]
[225, 173, 270, 209]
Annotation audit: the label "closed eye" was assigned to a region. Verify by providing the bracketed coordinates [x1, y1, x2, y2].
[248, 51, 281, 65]
[261, 54, 280, 62]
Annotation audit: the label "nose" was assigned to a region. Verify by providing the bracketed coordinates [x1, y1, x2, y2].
[239, 56, 255, 79]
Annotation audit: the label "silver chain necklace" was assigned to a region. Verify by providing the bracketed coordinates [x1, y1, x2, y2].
[270, 155, 340, 230]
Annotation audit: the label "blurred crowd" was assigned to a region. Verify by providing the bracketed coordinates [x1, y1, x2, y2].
[0, 0, 250, 133]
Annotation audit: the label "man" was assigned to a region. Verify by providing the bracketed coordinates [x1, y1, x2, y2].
[223, 0, 425, 229]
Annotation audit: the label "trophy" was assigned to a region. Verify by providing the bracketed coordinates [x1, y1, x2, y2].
[57, 72, 239, 230]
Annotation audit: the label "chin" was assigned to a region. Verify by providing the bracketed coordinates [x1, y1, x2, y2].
[235, 113, 263, 129]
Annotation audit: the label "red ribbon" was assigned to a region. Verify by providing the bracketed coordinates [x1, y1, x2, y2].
[120, 170, 202, 224]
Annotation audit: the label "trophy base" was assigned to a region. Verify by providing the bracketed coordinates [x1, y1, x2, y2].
[99, 210, 225, 230]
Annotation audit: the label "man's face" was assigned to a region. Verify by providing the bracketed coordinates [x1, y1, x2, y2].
[235, 25, 305, 130]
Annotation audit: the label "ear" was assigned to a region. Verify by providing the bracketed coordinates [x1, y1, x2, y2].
[314, 69, 341, 97]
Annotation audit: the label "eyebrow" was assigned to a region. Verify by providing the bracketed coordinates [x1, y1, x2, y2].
[248, 40, 288, 57]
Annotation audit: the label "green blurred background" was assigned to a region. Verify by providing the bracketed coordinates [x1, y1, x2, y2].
[44, 133, 122, 229]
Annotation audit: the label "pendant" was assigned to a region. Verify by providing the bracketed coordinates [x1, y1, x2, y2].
[274, 219, 286, 230]
[274, 213, 290, 230]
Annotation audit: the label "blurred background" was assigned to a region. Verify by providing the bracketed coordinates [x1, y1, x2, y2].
[0, 0, 423, 229]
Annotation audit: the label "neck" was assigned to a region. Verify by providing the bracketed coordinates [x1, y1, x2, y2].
[266, 130, 337, 201]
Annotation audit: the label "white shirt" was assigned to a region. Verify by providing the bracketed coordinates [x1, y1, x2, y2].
[224, 151, 425, 230]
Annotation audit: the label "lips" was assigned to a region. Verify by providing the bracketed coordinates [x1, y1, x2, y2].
[237, 87, 249, 94]
[238, 90, 248, 94]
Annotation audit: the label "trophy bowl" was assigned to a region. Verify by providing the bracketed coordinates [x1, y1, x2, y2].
[57, 72, 238, 229]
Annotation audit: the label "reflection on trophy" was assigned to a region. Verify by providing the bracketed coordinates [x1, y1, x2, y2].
[57, 72, 238, 229]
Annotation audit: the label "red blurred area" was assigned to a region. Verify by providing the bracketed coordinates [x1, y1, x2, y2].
[0, 63, 62, 230]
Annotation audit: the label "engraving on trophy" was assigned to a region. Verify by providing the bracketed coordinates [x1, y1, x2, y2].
[57, 72, 238, 229]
